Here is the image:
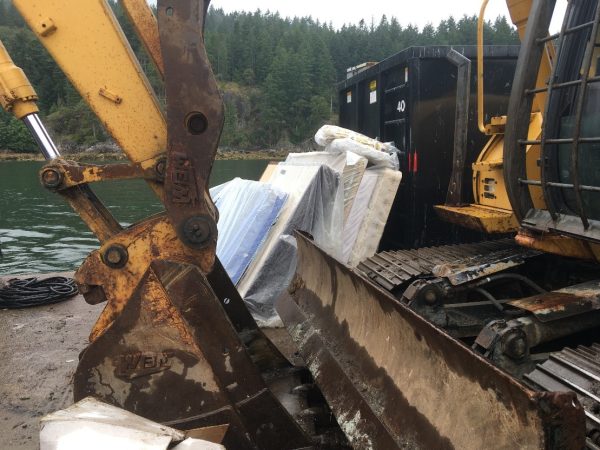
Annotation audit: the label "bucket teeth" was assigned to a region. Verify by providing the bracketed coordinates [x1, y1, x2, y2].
[298, 406, 326, 418]
[292, 383, 316, 397]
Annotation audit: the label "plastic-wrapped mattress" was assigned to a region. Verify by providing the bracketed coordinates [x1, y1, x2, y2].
[211, 178, 287, 285]
[283, 151, 367, 223]
[237, 164, 343, 326]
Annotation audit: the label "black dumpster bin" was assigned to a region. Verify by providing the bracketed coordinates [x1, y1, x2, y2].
[338, 45, 520, 249]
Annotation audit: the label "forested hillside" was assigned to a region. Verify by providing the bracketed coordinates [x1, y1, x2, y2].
[0, 0, 519, 153]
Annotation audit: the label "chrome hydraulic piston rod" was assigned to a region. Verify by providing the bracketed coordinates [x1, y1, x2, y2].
[0, 39, 60, 160]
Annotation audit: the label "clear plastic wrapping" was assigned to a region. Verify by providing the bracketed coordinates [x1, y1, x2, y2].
[212, 142, 400, 325]
[315, 125, 400, 169]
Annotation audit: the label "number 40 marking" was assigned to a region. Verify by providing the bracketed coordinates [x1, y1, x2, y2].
[397, 100, 406, 113]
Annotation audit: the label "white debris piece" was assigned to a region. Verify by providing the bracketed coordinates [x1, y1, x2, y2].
[40, 397, 224, 450]
[315, 124, 392, 151]
[172, 438, 224, 449]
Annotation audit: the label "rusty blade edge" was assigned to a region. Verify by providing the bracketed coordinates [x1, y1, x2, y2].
[276, 294, 400, 449]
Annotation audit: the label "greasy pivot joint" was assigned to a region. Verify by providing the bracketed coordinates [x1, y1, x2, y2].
[181, 215, 216, 248]
[185, 111, 208, 135]
[502, 330, 528, 360]
[40, 167, 63, 189]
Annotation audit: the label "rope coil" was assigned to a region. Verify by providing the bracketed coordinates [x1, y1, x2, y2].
[0, 277, 78, 308]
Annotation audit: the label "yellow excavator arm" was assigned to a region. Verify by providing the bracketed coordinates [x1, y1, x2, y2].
[12, 0, 166, 165]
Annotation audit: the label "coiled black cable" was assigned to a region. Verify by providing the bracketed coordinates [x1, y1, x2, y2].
[0, 277, 78, 309]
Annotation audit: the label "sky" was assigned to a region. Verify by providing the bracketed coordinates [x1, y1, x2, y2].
[204, 0, 568, 31]
[147, 1, 568, 31]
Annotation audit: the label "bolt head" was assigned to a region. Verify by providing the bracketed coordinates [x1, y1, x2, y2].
[181, 216, 216, 248]
[424, 290, 438, 305]
[154, 159, 167, 178]
[106, 250, 121, 264]
[418, 284, 443, 306]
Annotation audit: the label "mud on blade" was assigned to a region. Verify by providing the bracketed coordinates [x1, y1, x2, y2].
[276, 232, 586, 449]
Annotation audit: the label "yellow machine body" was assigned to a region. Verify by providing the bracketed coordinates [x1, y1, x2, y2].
[435, 0, 554, 234]
[12, 0, 166, 167]
[0, 39, 39, 119]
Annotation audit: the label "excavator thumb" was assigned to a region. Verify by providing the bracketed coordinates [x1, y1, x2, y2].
[277, 232, 586, 449]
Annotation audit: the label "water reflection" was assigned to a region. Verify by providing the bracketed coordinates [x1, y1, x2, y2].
[0, 160, 269, 274]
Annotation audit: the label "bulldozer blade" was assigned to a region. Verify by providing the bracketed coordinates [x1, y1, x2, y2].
[276, 232, 586, 449]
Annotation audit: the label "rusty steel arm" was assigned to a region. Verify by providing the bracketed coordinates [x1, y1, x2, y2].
[157, 0, 223, 255]
[120, 0, 165, 78]
[445, 49, 471, 206]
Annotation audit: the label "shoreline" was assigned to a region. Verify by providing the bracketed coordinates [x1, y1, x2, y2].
[0, 149, 289, 162]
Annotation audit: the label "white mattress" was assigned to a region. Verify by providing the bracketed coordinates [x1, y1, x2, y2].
[342, 153, 368, 222]
[344, 168, 402, 267]
[237, 164, 344, 326]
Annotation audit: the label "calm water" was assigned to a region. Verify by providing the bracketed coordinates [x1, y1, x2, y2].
[0, 160, 269, 275]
